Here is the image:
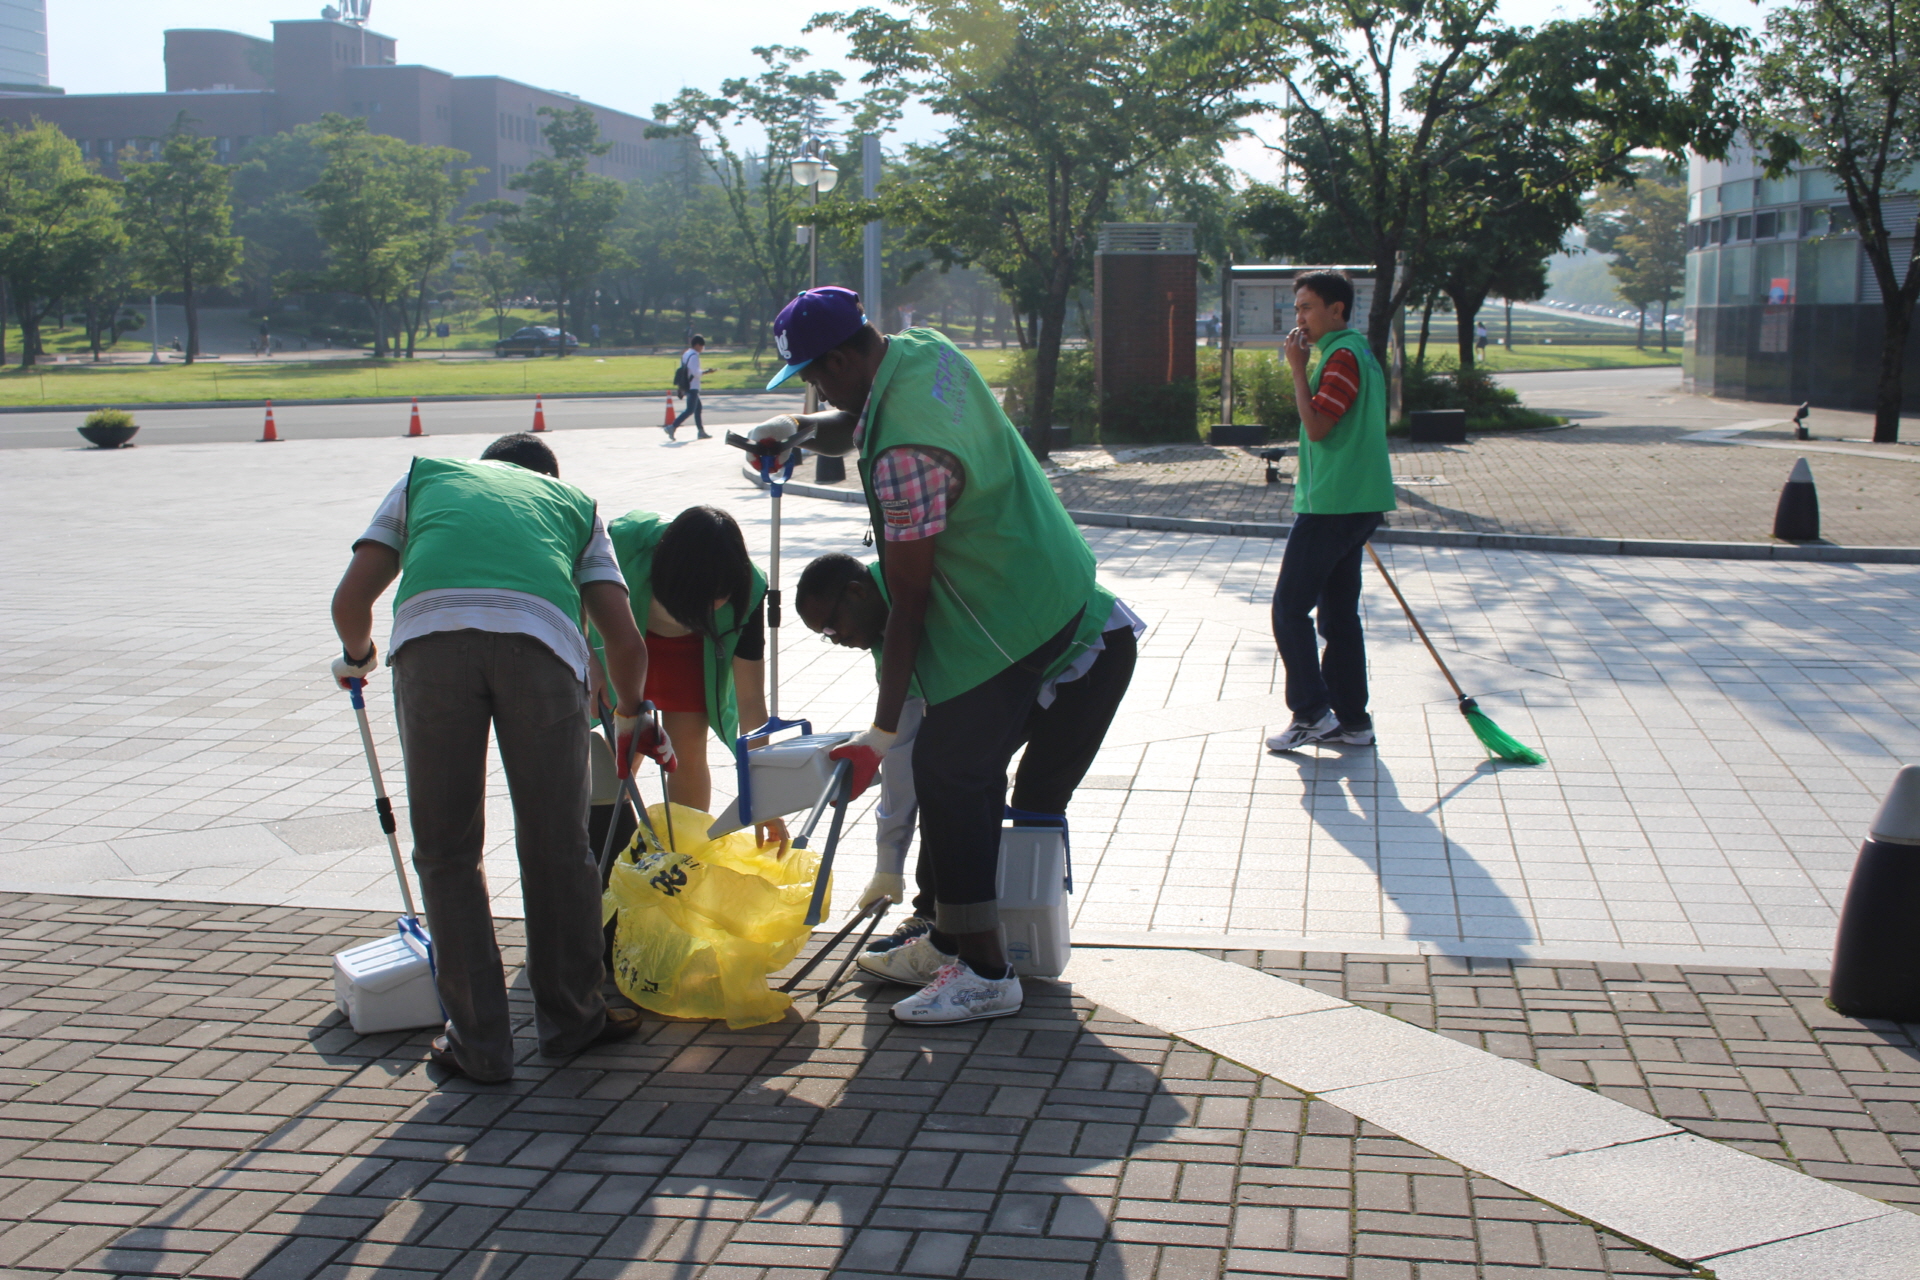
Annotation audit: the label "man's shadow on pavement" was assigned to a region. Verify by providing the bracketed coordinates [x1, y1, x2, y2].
[1276, 747, 1535, 955]
[95, 963, 1224, 1279]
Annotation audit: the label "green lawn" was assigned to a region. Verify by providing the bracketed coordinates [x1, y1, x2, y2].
[1471, 343, 1680, 372]
[0, 346, 1029, 408]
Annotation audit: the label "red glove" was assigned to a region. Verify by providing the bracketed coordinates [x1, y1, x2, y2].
[615, 710, 676, 778]
[829, 724, 899, 801]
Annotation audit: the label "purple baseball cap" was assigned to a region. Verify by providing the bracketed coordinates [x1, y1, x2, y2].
[766, 286, 868, 390]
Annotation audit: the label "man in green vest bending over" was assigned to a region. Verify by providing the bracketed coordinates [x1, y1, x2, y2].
[329, 432, 671, 1083]
[746, 286, 1097, 1025]
[1265, 271, 1397, 753]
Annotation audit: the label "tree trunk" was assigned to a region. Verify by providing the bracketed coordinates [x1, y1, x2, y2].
[367, 296, 385, 358]
[1446, 290, 1482, 372]
[1028, 264, 1075, 462]
[1416, 297, 1434, 366]
[1, 278, 8, 366]
[184, 274, 200, 365]
[1366, 249, 1399, 362]
[88, 302, 102, 362]
[1872, 302, 1910, 443]
[1659, 300, 1668, 353]
[20, 298, 41, 368]
[1636, 306, 1645, 349]
[1504, 300, 1513, 349]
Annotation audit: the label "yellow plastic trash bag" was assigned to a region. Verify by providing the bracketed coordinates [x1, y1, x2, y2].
[601, 801, 831, 1029]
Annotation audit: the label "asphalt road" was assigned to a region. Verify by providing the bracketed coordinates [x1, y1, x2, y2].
[9, 367, 1767, 452]
[2, 390, 806, 450]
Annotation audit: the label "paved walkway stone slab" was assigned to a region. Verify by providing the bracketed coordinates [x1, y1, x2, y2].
[0, 892, 1709, 1280]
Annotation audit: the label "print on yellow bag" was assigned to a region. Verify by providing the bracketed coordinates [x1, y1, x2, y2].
[601, 802, 831, 1029]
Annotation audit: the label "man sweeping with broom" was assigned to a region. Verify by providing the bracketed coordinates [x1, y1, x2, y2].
[1265, 271, 1397, 753]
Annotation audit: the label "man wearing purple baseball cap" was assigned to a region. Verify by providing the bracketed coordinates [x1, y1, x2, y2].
[745, 287, 1103, 1027]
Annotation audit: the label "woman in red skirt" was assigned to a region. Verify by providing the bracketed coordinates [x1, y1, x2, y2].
[600, 505, 783, 840]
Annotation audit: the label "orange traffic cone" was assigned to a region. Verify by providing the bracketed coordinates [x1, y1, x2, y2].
[532, 396, 548, 432]
[663, 395, 676, 427]
[258, 399, 279, 443]
[407, 398, 425, 438]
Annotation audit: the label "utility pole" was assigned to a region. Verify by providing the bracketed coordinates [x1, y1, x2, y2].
[862, 134, 882, 332]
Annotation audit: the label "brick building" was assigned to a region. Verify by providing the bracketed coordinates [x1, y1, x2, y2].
[0, 9, 686, 199]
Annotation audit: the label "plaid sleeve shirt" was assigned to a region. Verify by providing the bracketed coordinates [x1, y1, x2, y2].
[871, 447, 955, 541]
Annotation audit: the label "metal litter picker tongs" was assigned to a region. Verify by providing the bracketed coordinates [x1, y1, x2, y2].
[723, 422, 894, 1003]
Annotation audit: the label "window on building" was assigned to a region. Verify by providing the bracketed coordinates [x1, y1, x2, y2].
[1803, 206, 1829, 237]
[1829, 205, 1857, 234]
[1755, 210, 1777, 239]
[1735, 214, 1752, 241]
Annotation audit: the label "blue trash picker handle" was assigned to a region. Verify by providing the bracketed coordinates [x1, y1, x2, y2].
[732, 715, 812, 832]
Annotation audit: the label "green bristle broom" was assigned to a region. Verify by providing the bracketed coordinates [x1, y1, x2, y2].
[1366, 545, 1546, 766]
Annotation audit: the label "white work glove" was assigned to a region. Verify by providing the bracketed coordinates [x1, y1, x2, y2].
[828, 724, 900, 801]
[747, 415, 799, 447]
[331, 644, 378, 688]
[858, 872, 904, 912]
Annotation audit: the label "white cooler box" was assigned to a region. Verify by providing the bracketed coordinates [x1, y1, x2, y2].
[333, 917, 442, 1034]
[999, 820, 1071, 978]
[708, 730, 854, 837]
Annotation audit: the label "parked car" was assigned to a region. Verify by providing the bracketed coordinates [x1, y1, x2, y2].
[496, 325, 580, 356]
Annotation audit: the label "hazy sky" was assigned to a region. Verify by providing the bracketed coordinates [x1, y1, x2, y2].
[52, 0, 1779, 176]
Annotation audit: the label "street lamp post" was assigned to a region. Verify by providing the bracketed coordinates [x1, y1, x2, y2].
[789, 124, 838, 414]
[148, 293, 160, 364]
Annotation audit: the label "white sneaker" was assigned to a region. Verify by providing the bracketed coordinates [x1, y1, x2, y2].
[1327, 722, 1376, 746]
[855, 934, 951, 987]
[1266, 710, 1339, 752]
[891, 959, 1023, 1025]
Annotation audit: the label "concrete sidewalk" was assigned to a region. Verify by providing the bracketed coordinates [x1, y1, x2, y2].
[4, 423, 1916, 968]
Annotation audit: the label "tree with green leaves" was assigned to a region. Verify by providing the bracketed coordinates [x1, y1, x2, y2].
[650, 46, 848, 355]
[231, 125, 329, 309]
[304, 115, 476, 357]
[458, 240, 523, 341]
[1220, 0, 1747, 361]
[1586, 161, 1686, 350]
[1755, 0, 1920, 441]
[479, 106, 623, 354]
[119, 116, 242, 363]
[0, 121, 124, 367]
[815, 0, 1260, 457]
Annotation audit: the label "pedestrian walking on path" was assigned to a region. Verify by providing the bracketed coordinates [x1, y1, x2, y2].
[669, 335, 711, 439]
[745, 285, 1099, 1025]
[328, 431, 673, 1083]
[1266, 271, 1397, 754]
[793, 553, 1142, 977]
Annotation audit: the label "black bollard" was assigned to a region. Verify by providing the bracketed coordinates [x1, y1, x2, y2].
[1772, 457, 1819, 541]
[815, 451, 847, 484]
[1793, 401, 1811, 441]
[1829, 764, 1920, 1020]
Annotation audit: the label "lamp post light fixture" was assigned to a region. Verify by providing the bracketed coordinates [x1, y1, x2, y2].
[790, 132, 839, 412]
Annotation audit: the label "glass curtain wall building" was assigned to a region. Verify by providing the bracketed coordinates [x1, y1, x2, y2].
[1685, 149, 1919, 411]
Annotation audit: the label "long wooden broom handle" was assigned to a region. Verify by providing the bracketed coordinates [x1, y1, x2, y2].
[1365, 543, 1467, 703]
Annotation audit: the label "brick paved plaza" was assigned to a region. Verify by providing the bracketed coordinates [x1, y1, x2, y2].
[1051, 371, 1920, 547]
[2, 372, 1918, 1276]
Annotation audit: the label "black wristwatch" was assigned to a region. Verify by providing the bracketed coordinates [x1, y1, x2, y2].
[343, 644, 376, 667]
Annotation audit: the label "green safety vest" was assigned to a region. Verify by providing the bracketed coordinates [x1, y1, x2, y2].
[865, 562, 1114, 692]
[602, 510, 768, 759]
[1297, 328, 1396, 515]
[396, 457, 597, 621]
[857, 329, 1096, 705]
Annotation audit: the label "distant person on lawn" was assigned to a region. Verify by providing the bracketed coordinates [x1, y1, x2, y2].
[670, 335, 710, 440]
[1265, 271, 1396, 753]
